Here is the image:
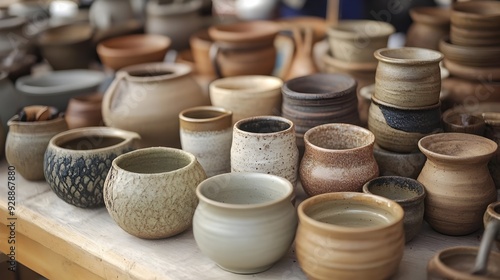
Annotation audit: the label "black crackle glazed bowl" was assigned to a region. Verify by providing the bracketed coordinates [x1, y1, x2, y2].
[43, 127, 140, 208]
[367, 96, 442, 153]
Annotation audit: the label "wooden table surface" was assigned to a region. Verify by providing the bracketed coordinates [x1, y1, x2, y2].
[0, 158, 497, 280]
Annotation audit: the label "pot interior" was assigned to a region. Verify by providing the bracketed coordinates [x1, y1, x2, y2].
[444, 113, 483, 127]
[117, 151, 192, 174]
[419, 134, 497, 157]
[60, 136, 125, 150]
[365, 177, 424, 202]
[238, 119, 290, 133]
[128, 70, 174, 77]
[307, 125, 372, 150]
[182, 109, 227, 119]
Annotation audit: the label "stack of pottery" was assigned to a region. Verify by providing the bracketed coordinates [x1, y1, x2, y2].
[406, 6, 450, 50]
[323, 20, 395, 126]
[208, 20, 280, 77]
[439, 1, 500, 105]
[368, 47, 444, 154]
[281, 73, 360, 154]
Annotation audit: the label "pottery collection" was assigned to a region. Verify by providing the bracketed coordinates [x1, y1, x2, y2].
[295, 192, 405, 280]
[179, 106, 233, 177]
[193, 172, 297, 274]
[6, 111, 68, 181]
[44, 127, 140, 208]
[102, 62, 210, 148]
[373, 144, 426, 179]
[417, 133, 498, 235]
[104, 147, 207, 239]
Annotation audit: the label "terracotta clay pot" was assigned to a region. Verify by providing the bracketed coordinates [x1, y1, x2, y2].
[373, 47, 444, 108]
[296, 192, 404, 280]
[406, 6, 450, 50]
[300, 123, 379, 196]
[417, 132, 498, 235]
[65, 93, 103, 129]
[373, 144, 426, 179]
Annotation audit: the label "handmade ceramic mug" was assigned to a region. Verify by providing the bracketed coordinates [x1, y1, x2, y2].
[362, 176, 426, 243]
[295, 192, 405, 280]
[179, 106, 233, 177]
[104, 147, 207, 239]
[44, 127, 140, 208]
[193, 172, 297, 274]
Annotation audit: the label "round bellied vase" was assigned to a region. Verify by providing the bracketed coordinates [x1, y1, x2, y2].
[300, 123, 379, 196]
[44, 127, 140, 208]
[6, 112, 68, 180]
[104, 147, 207, 239]
[417, 132, 498, 235]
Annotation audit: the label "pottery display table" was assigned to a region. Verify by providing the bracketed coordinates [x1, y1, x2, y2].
[0, 158, 497, 280]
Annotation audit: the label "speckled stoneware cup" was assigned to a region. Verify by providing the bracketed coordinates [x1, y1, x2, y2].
[363, 176, 426, 243]
[231, 116, 299, 200]
[104, 147, 207, 239]
[179, 106, 233, 177]
[300, 123, 379, 196]
[44, 127, 140, 208]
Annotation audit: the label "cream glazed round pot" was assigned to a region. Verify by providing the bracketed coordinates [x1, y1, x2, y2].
[102, 62, 210, 148]
[103, 147, 207, 239]
[44, 127, 140, 208]
[193, 172, 297, 274]
[179, 106, 233, 177]
[417, 133, 498, 236]
[231, 116, 299, 198]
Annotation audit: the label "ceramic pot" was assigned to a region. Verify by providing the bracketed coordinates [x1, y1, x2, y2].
[37, 23, 95, 70]
[102, 62, 210, 148]
[406, 7, 450, 50]
[368, 97, 442, 153]
[373, 47, 444, 108]
[190, 28, 215, 76]
[451, 1, 500, 47]
[89, 0, 135, 30]
[231, 116, 299, 199]
[295, 192, 404, 280]
[209, 75, 282, 123]
[450, 25, 500, 48]
[483, 112, 500, 189]
[97, 34, 171, 71]
[6, 113, 68, 181]
[281, 73, 360, 153]
[417, 133, 498, 235]
[439, 37, 500, 68]
[443, 58, 500, 82]
[208, 20, 279, 77]
[145, 0, 204, 51]
[300, 123, 378, 196]
[193, 172, 297, 274]
[373, 144, 426, 179]
[0, 72, 23, 131]
[362, 176, 426, 243]
[427, 246, 500, 280]
[283, 27, 318, 81]
[104, 147, 206, 239]
[65, 93, 103, 129]
[483, 201, 500, 250]
[179, 106, 232, 177]
[326, 20, 395, 63]
[441, 108, 485, 135]
[15, 70, 106, 113]
[44, 127, 140, 208]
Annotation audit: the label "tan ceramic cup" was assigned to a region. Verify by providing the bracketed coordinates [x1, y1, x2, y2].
[209, 75, 283, 124]
[296, 192, 405, 280]
[179, 106, 233, 177]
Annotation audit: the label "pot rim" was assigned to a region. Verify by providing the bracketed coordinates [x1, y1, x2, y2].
[326, 19, 395, 40]
[297, 192, 404, 233]
[374, 47, 444, 65]
[362, 176, 426, 204]
[179, 105, 232, 131]
[418, 132, 498, 162]
[8, 114, 66, 127]
[282, 73, 357, 100]
[233, 115, 294, 136]
[303, 123, 374, 153]
[486, 201, 500, 220]
[111, 146, 198, 176]
[48, 126, 140, 153]
[196, 172, 294, 210]
[119, 62, 192, 82]
[452, 1, 500, 20]
[97, 34, 171, 57]
[209, 75, 283, 95]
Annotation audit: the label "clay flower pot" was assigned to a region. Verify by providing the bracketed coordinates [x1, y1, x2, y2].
[417, 133, 498, 235]
[327, 20, 395, 63]
[406, 6, 450, 51]
[427, 246, 500, 279]
[97, 34, 171, 71]
[296, 192, 405, 280]
[373, 47, 444, 108]
[104, 147, 207, 239]
[193, 172, 297, 274]
[363, 176, 426, 243]
[300, 123, 379, 196]
[44, 127, 140, 208]
[6, 112, 68, 181]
